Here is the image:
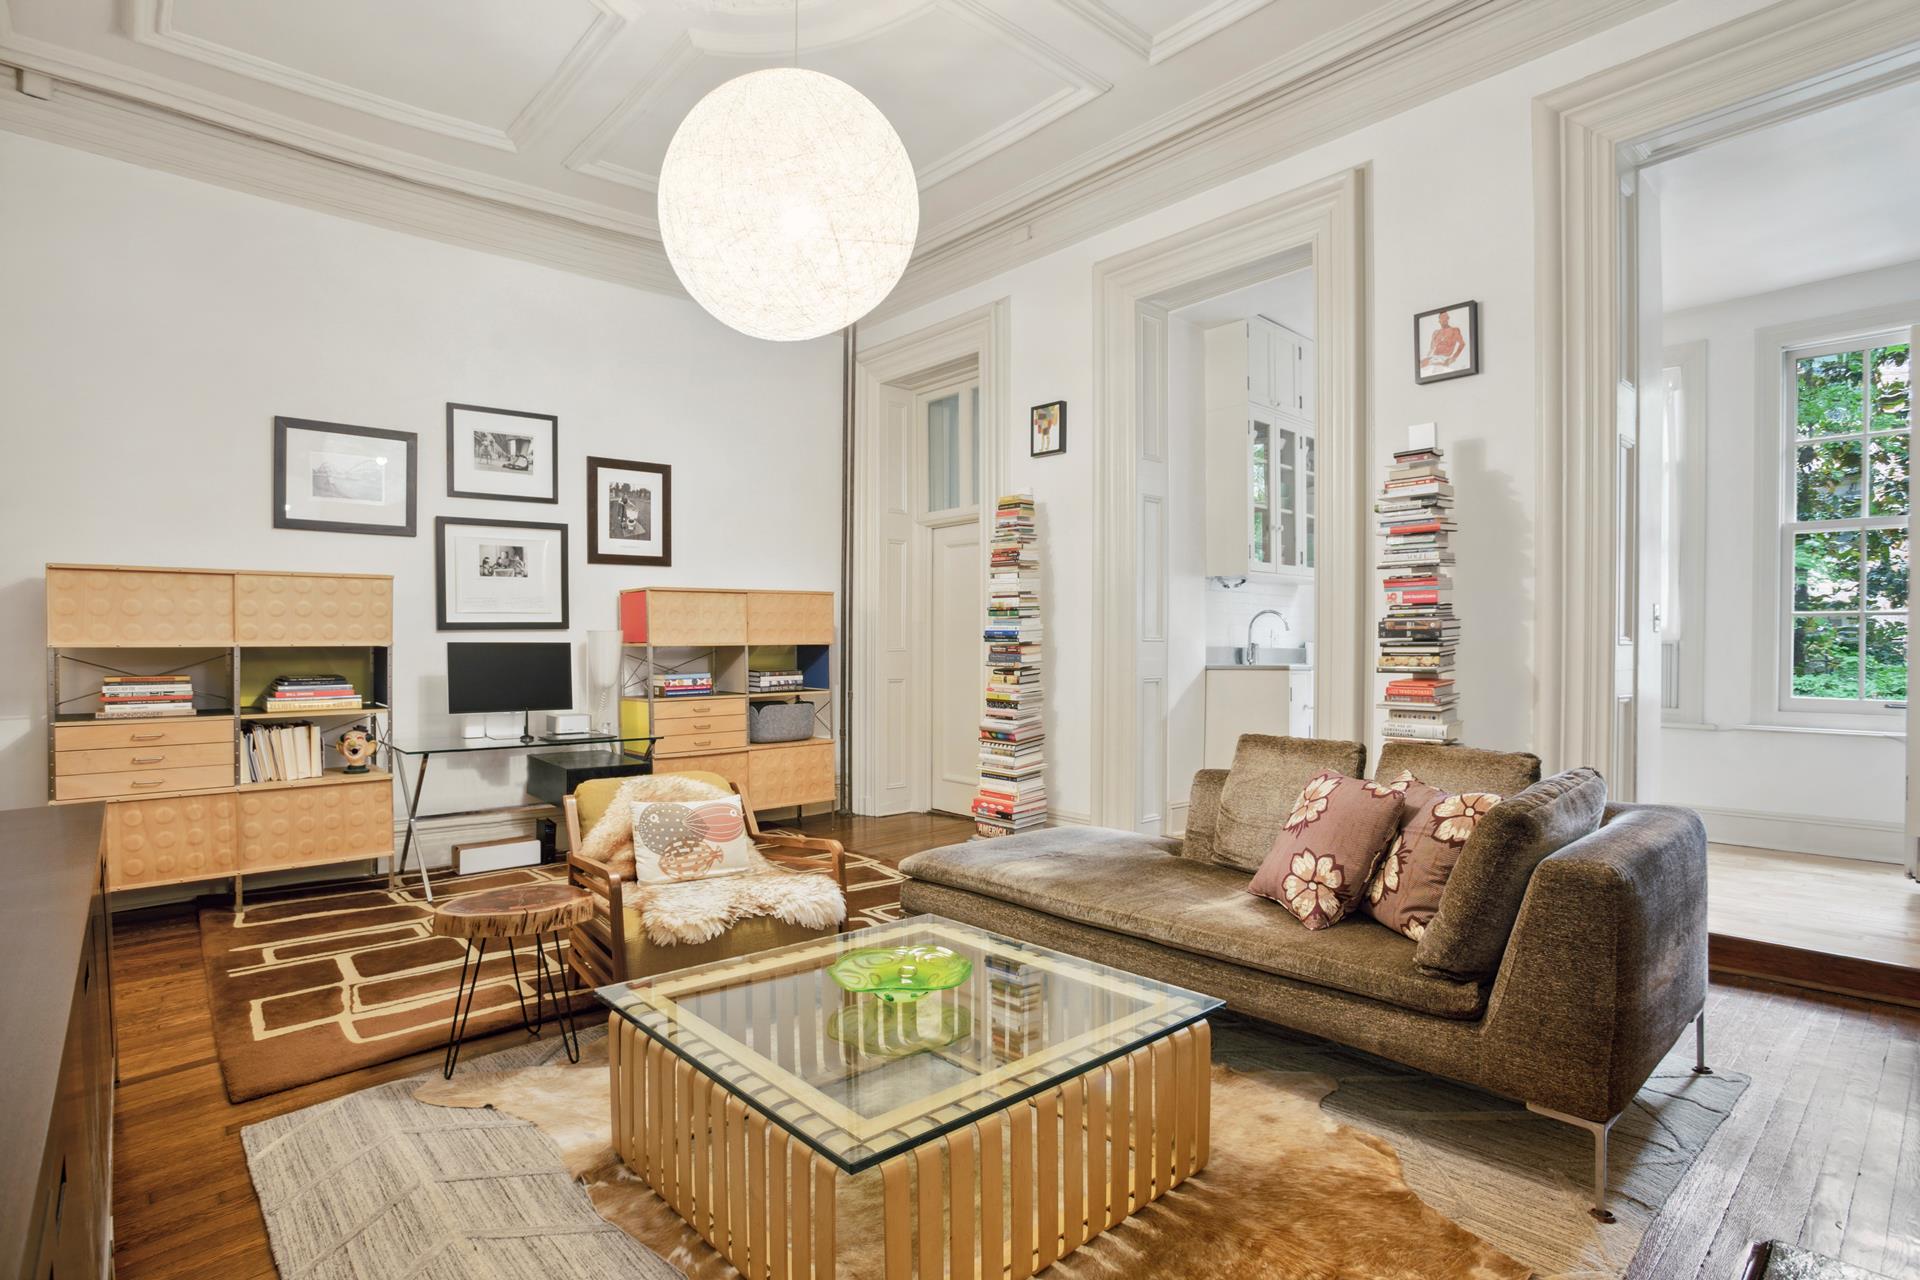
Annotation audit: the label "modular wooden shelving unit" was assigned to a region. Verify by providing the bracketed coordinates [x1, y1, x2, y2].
[616, 587, 835, 814]
[46, 563, 397, 895]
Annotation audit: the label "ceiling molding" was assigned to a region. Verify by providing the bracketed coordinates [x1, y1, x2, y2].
[0, 74, 681, 294]
[565, 1, 1110, 196]
[688, 1, 934, 57]
[0, 1, 658, 236]
[124, 0, 628, 153]
[871, 0, 1669, 322]
[1051, 0, 1278, 65]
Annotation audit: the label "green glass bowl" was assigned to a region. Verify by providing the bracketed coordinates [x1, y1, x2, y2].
[827, 944, 973, 1003]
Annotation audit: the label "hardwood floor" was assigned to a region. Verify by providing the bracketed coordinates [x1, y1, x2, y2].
[110, 811, 1918, 1279]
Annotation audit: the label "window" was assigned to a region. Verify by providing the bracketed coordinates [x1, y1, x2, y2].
[923, 382, 978, 516]
[1781, 335, 1909, 709]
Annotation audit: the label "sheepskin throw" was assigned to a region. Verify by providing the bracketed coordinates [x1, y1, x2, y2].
[577, 774, 845, 946]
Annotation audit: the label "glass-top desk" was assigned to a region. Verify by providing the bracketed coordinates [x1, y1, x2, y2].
[381, 730, 656, 900]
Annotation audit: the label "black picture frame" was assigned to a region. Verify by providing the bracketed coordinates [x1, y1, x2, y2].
[1030, 400, 1067, 456]
[587, 455, 673, 566]
[1413, 300, 1480, 384]
[445, 403, 560, 503]
[272, 416, 417, 537]
[434, 516, 570, 631]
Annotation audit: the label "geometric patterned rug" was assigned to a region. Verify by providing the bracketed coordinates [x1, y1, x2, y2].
[200, 855, 909, 1102]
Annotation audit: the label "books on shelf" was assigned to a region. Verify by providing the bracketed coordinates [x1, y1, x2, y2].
[97, 673, 197, 718]
[975, 493, 1046, 838]
[1378, 429, 1460, 745]
[747, 669, 804, 692]
[240, 721, 329, 783]
[653, 671, 714, 697]
[260, 674, 363, 713]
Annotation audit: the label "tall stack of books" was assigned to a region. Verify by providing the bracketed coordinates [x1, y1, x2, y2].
[653, 671, 713, 698]
[97, 674, 196, 718]
[261, 674, 362, 713]
[1377, 428, 1460, 744]
[975, 493, 1045, 837]
[986, 952, 1046, 1063]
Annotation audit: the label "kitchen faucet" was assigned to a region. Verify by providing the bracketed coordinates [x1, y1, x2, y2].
[1246, 609, 1289, 665]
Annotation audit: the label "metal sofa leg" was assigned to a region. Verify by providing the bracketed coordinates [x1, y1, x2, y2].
[1526, 1102, 1619, 1223]
[1693, 1010, 1712, 1075]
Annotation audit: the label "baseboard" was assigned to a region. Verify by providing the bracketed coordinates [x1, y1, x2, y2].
[1165, 801, 1189, 838]
[1710, 933, 1920, 1009]
[1691, 804, 1905, 864]
[1047, 808, 1093, 827]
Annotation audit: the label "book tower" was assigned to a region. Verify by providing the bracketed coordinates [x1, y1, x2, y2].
[975, 493, 1045, 836]
[1377, 425, 1460, 744]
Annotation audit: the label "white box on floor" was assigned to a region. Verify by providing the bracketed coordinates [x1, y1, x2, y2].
[452, 835, 542, 874]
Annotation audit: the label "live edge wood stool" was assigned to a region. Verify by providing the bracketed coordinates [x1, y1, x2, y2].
[430, 882, 594, 1078]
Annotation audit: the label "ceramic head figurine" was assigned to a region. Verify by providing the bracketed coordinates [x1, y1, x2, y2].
[337, 727, 375, 774]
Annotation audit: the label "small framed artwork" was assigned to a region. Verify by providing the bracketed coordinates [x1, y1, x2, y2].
[587, 456, 672, 566]
[1030, 400, 1067, 457]
[1414, 301, 1479, 384]
[435, 516, 570, 630]
[446, 403, 559, 503]
[273, 417, 417, 536]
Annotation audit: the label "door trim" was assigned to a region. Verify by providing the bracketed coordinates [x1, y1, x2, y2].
[1533, 0, 1920, 776]
[852, 301, 1010, 814]
[1090, 169, 1366, 830]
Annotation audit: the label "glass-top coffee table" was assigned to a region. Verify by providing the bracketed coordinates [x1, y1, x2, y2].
[597, 914, 1221, 1279]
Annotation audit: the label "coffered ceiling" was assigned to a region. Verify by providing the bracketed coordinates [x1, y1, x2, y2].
[0, 0, 1665, 315]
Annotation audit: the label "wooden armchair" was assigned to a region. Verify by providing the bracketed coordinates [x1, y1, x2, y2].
[562, 771, 847, 987]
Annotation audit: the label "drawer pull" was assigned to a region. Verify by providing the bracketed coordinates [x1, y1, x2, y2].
[130, 778, 164, 788]
[131, 732, 165, 741]
[132, 754, 165, 765]
[692, 739, 712, 747]
[690, 721, 712, 730]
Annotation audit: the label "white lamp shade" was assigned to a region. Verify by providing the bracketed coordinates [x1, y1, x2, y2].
[657, 67, 919, 342]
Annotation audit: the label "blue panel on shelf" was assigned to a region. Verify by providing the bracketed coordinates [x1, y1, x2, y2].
[800, 645, 832, 690]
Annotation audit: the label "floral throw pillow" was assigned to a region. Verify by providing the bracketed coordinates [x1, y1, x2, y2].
[628, 796, 757, 884]
[1246, 770, 1406, 930]
[1363, 771, 1502, 942]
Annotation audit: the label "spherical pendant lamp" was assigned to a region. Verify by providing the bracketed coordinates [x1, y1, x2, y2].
[657, 66, 919, 342]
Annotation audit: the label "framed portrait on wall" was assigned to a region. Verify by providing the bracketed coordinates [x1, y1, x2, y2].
[434, 516, 570, 630]
[587, 456, 672, 566]
[1030, 400, 1066, 456]
[272, 417, 417, 536]
[1413, 301, 1479, 384]
[446, 403, 559, 502]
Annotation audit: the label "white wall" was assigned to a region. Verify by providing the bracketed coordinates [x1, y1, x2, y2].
[1648, 260, 1920, 861]
[0, 132, 842, 828]
[859, 0, 1774, 821]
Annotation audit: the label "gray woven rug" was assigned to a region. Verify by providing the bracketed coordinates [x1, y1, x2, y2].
[242, 1035, 681, 1280]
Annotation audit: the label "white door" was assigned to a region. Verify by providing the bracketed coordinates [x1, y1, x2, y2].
[916, 379, 982, 816]
[1620, 168, 1665, 799]
[1906, 326, 1920, 879]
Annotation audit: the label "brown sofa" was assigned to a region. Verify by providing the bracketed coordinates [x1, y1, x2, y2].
[897, 735, 1709, 1219]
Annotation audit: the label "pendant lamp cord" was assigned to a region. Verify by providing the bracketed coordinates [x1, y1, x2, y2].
[793, 0, 799, 67]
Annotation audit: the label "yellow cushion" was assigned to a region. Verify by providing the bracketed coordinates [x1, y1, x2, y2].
[572, 770, 736, 841]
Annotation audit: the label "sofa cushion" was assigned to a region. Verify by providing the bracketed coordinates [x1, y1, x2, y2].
[1415, 767, 1609, 979]
[1374, 742, 1540, 798]
[1247, 770, 1405, 929]
[900, 827, 1486, 1019]
[1212, 735, 1367, 872]
[1363, 772, 1503, 943]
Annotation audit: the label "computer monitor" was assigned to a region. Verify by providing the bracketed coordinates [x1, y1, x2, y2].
[446, 641, 573, 741]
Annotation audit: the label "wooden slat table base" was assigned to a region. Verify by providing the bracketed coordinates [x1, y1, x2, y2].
[609, 1015, 1212, 1279]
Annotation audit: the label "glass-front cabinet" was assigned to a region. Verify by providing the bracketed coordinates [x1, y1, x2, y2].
[1207, 317, 1315, 578]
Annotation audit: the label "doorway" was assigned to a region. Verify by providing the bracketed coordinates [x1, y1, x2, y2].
[917, 376, 983, 815]
[1595, 53, 1920, 991]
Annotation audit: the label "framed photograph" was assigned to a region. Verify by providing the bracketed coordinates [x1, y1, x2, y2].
[1414, 301, 1479, 384]
[446, 403, 559, 503]
[1030, 400, 1067, 457]
[273, 417, 417, 536]
[587, 456, 672, 566]
[434, 517, 570, 630]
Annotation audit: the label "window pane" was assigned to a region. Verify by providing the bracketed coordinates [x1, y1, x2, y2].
[926, 392, 959, 512]
[1869, 433, 1909, 516]
[1870, 344, 1910, 432]
[1867, 616, 1907, 701]
[1797, 350, 1864, 438]
[1793, 530, 1859, 610]
[1793, 614, 1861, 699]
[1866, 528, 1908, 612]
[1795, 439, 1862, 519]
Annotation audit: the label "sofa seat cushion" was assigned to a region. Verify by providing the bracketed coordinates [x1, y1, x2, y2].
[900, 828, 1486, 1019]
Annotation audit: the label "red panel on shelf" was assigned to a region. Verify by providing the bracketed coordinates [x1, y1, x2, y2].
[619, 590, 649, 644]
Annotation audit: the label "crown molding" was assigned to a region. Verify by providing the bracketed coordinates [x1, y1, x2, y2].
[871, 0, 1667, 322]
[0, 75, 682, 294]
[1051, 0, 1278, 65]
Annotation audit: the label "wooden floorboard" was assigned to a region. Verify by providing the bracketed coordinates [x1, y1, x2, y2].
[111, 811, 1919, 1280]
